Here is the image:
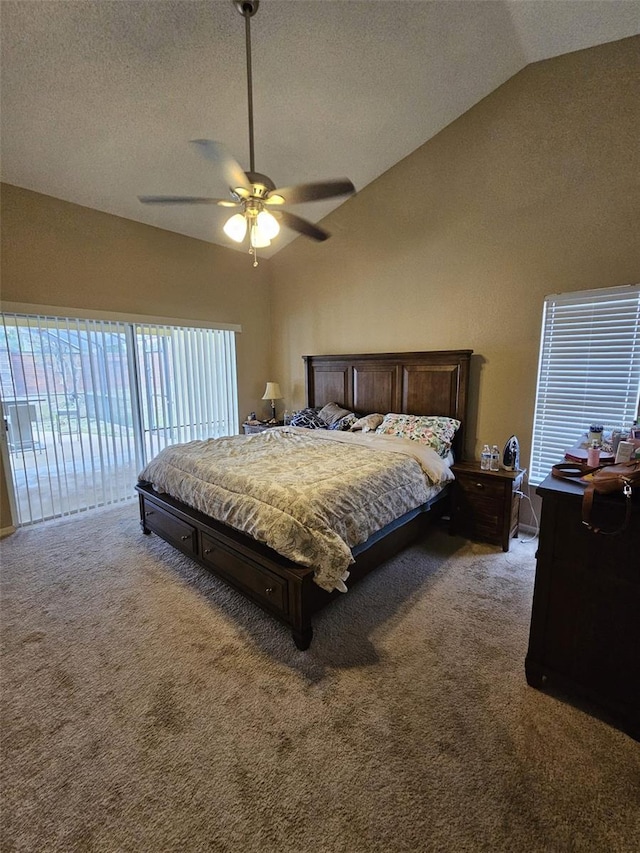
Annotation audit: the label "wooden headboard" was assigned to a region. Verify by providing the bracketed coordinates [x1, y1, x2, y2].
[303, 350, 472, 458]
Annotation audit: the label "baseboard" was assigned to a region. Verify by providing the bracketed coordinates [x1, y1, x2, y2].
[517, 523, 538, 536]
[0, 525, 16, 539]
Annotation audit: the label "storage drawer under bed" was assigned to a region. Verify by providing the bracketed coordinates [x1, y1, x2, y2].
[201, 532, 289, 615]
[142, 501, 198, 556]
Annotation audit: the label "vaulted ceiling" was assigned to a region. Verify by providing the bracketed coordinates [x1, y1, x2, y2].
[2, 0, 639, 257]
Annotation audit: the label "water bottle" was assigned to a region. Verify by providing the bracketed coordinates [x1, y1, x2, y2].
[490, 444, 500, 471]
[283, 410, 291, 425]
[480, 444, 491, 471]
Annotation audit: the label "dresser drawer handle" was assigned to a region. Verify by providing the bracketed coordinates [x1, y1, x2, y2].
[203, 548, 212, 555]
[475, 482, 485, 489]
[265, 587, 275, 596]
[180, 534, 190, 541]
[145, 510, 153, 516]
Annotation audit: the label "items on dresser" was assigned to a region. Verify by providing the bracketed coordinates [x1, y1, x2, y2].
[564, 445, 614, 464]
[450, 461, 525, 552]
[615, 440, 635, 463]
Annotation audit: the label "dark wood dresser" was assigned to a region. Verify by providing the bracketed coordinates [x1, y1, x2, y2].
[525, 474, 640, 740]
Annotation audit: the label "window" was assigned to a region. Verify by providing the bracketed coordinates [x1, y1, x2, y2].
[529, 284, 640, 485]
[1, 312, 238, 525]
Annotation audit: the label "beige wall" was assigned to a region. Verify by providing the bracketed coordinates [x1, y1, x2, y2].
[270, 37, 640, 485]
[0, 185, 274, 528]
[2, 36, 639, 531]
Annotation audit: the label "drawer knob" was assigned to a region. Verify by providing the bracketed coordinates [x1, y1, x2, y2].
[475, 482, 485, 489]
[145, 510, 153, 516]
[180, 534, 189, 541]
[204, 548, 212, 555]
[265, 587, 275, 596]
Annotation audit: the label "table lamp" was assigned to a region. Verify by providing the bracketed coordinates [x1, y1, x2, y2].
[262, 382, 283, 422]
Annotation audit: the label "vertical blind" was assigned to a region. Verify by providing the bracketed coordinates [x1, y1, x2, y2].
[135, 323, 239, 459]
[1, 313, 238, 525]
[529, 284, 640, 485]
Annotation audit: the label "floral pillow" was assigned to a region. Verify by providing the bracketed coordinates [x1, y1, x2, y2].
[374, 414, 460, 457]
[289, 408, 327, 429]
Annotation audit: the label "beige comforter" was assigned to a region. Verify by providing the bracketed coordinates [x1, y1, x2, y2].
[138, 426, 453, 592]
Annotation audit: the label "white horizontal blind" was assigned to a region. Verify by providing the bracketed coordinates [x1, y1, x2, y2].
[530, 284, 640, 485]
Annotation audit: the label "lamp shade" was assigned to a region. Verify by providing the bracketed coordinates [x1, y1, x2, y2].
[256, 210, 280, 239]
[250, 223, 271, 249]
[223, 213, 247, 243]
[262, 382, 282, 401]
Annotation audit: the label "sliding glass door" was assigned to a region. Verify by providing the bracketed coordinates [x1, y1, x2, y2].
[135, 324, 238, 460]
[1, 313, 238, 526]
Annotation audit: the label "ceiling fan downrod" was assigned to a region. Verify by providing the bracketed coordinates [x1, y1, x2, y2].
[234, 0, 259, 174]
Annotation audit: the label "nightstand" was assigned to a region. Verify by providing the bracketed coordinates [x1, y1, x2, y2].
[242, 421, 283, 435]
[450, 461, 525, 551]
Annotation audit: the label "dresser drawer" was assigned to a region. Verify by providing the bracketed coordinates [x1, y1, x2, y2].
[201, 533, 288, 615]
[143, 501, 198, 555]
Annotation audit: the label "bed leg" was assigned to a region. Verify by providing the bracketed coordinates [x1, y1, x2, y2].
[138, 494, 152, 534]
[292, 625, 313, 651]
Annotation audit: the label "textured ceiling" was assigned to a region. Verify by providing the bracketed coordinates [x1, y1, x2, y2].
[2, 0, 639, 258]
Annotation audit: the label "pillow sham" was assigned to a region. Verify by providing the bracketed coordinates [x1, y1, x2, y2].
[350, 413, 384, 433]
[318, 402, 353, 426]
[374, 414, 460, 457]
[329, 412, 359, 431]
[289, 408, 327, 430]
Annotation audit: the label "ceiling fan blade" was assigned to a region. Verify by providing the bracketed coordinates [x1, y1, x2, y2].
[138, 196, 237, 205]
[267, 179, 355, 206]
[190, 139, 252, 195]
[278, 210, 330, 242]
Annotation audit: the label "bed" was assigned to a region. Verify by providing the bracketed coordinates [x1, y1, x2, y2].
[135, 350, 472, 649]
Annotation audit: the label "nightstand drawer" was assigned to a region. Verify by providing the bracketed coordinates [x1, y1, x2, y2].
[456, 493, 502, 533]
[201, 533, 288, 615]
[455, 475, 506, 502]
[468, 504, 502, 538]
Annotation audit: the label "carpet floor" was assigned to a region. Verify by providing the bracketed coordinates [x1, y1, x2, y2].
[1, 502, 639, 852]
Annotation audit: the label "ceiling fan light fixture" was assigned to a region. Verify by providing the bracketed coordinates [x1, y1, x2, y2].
[223, 212, 248, 242]
[138, 0, 355, 267]
[250, 223, 271, 248]
[256, 210, 280, 239]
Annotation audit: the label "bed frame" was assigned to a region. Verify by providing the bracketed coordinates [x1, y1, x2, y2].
[136, 350, 472, 649]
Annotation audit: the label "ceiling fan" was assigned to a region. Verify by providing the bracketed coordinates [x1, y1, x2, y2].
[139, 0, 355, 266]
